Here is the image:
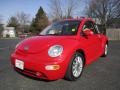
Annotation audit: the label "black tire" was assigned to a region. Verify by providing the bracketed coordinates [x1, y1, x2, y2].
[102, 44, 108, 57]
[65, 52, 84, 81]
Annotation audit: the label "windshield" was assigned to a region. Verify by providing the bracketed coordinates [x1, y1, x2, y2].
[40, 21, 80, 36]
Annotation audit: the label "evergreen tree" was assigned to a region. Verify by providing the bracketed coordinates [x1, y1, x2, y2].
[30, 6, 49, 34]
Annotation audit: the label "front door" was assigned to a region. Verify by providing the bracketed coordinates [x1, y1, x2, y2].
[80, 21, 102, 63]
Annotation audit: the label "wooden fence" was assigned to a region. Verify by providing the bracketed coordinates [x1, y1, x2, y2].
[106, 29, 120, 40]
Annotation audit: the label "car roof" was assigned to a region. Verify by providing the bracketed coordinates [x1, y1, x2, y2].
[63, 17, 94, 23]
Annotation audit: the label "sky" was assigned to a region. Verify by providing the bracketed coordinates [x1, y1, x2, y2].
[0, 0, 86, 24]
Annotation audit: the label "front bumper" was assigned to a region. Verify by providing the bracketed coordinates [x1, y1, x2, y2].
[10, 51, 69, 80]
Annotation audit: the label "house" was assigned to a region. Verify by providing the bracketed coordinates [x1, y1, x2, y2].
[2, 27, 16, 38]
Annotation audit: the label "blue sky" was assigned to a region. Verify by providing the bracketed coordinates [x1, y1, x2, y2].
[0, 0, 86, 24]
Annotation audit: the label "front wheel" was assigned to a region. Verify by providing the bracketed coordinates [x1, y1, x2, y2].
[65, 52, 84, 81]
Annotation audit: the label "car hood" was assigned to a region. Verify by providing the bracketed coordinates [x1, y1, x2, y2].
[16, 36, 77, 53]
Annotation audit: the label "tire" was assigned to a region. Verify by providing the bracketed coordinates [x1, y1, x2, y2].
[65, 52, 84, 81]
[102, 44, 108, 57]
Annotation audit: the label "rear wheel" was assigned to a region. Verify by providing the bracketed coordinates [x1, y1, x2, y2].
[65, 52, 84, 81]
[102, 44, 108, 57]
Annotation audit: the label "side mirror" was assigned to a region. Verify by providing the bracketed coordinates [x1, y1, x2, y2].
[83, 30, 94, 36]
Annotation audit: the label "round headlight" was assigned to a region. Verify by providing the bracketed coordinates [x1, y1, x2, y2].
[48, 45, 63, 57]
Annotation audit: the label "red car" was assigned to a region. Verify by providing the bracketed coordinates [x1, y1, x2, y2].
[11, 18, 108, 81]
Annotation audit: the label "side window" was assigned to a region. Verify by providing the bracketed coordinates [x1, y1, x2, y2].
[94, 24, 100, 34]
[91, 23, 100, 34]
[82, 21, 99, 34]
[82, 21, 93, 31]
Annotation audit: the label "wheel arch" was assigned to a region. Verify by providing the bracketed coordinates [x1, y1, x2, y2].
[106, 40, 109, 45]
[76, 49, 86, 66]
[64, 49, 86, 80]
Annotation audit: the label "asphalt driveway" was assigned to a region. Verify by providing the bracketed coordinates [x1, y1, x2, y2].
[0, 39, 120, 90]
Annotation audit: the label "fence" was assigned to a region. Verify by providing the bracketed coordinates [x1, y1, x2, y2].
[106, 29, 120, 40]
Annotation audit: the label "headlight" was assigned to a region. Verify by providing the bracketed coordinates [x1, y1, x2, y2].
[48, 45, 63, 57]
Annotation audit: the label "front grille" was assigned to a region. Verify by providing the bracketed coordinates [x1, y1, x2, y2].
[15, 67, 47, 79]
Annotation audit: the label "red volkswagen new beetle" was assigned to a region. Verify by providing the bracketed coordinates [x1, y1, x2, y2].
[11, 18, 108, 81]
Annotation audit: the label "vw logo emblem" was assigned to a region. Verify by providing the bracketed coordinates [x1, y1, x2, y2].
[24, 46, 29, 51]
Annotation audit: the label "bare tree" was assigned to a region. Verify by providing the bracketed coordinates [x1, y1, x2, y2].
[85, 0, 120, 28]
[85, 0, 120, 34]
[49, 0, 63, 21]
[65, 0, 78, 18]
[16, 12, 30, 26]
[15, 12, 31, 33]
[7, 16, 19, 29]
[49, 0, 79, 21]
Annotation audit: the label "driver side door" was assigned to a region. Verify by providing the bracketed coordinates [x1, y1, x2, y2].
[80, 21, 102, 64]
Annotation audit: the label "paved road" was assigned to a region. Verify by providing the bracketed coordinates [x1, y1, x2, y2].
[0, 39, 120, 90]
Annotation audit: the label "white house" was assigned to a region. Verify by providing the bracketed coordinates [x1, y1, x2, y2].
[2, 27, 16, 38]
